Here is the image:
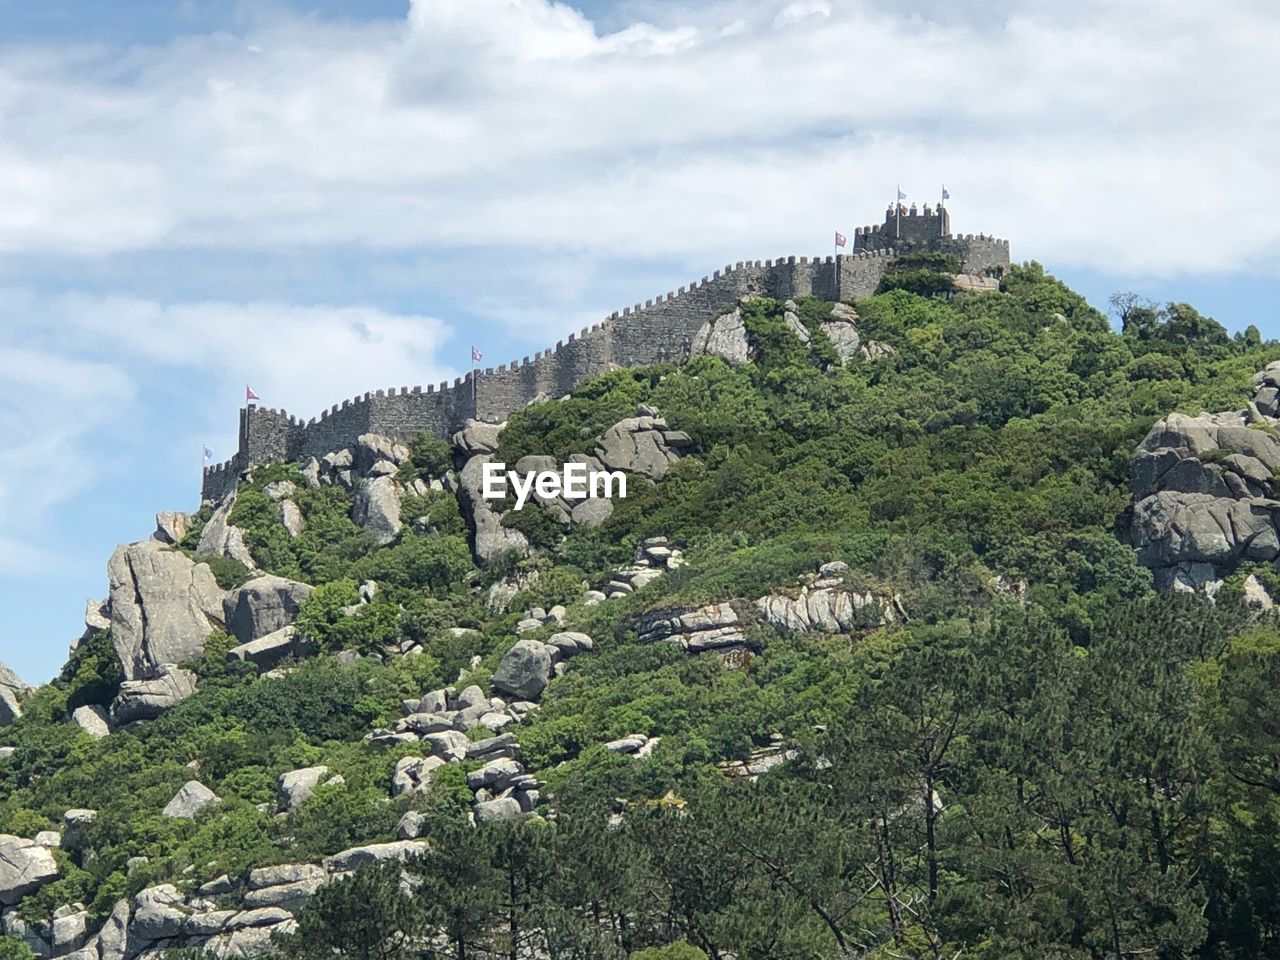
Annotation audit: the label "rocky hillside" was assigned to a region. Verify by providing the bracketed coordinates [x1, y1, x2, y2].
[2, 268, 1280, 960]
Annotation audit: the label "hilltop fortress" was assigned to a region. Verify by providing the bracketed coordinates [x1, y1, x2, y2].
[203, 205, 1010, 501]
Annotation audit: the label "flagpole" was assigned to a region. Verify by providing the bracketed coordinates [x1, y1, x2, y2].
[896, 185, 901, 240]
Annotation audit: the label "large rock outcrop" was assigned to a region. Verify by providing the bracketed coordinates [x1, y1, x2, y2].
[352, 476, 403, 547]
[195, 494, 256, 568]
[755, 563, 904, 633]
[107, 541, 226, 680]
[0, 664, 26, 727]
[594, 416, 689, 480]
[458, 454, 530, 564]
[110, 665, 198, 724]
[1131, 365, 1280, 590]
[223, 575, 314, 643]
[691, 306, 752, 366]
[0, 835, 59, 905]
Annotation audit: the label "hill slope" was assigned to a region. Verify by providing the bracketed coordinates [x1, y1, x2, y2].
[2, 264, 1279, 960]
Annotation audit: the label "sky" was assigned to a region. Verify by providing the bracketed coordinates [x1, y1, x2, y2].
[1, 0, 1278, 683]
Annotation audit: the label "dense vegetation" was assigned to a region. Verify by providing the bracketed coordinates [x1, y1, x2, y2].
[2, 263, 1280, 958]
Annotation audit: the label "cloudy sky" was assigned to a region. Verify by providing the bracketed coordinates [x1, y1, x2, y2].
[1, 0, 1277, 682]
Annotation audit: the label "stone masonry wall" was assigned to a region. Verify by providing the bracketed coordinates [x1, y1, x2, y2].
[201, 244, 1006, 502]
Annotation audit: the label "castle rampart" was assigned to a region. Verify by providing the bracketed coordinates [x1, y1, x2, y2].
[202, 235, 1009, 501]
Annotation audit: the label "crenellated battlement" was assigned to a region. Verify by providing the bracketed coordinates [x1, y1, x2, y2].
[202, 221, 1011, 501]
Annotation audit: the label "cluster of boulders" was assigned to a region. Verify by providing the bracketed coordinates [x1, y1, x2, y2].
[515, 604, 569, 633]
[717, 735, 799, 782]
[453, 412, 690, 564]
[638, 603, 750, 657]
[367, 681, 539, 752]
[4, 837, 430, 960]
[492, 632, 593, 702]
[467, 756, 544, 823]
[605, 733, 661, 759]
[634, 561, 904, 663]
[1131, 363, 1280, 592]
[754, 561, 904, 633]
[591, 537, 684, 603]
[691, 296, 874, 368]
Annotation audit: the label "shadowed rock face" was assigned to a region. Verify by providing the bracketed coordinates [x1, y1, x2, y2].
[223, 575, 314, 643]
[1131, 362, 1280, 591]
[107, 541, 226, 680]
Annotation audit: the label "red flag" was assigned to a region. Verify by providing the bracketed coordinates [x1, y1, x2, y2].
[245, 385, 260, 403]
[471, 346, 483, 363]
[835, 230, 847, 248]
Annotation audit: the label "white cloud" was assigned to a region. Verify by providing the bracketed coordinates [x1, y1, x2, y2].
[0, 292, 454, 566]
[0, 0, 1272, 275]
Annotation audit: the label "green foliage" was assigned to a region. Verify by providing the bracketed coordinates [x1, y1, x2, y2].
[278, 860, 424, 960]
[396, 433, 451, 483]
[57, 629, 123, 711]
[193, 554, 254, 590]
[0, 938, 36, 960]
[497, 367, 666, 462]
[631, 945, 709, 960]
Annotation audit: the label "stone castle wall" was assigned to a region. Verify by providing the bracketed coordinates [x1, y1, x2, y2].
[201, 243, 1007, 502]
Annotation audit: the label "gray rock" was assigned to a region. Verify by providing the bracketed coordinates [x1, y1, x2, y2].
[459, 455, 529, 564]
[227, 625, 313, 671]
[71, 704, 111, 739]
[474, 797, 524, 823]
[223, 575, 314, 644]
[357, 434, 411, 472]
[263, 480, 296, 502]
[466, 757, 524, 792]
[162, 781, 221, 819]
[247, 863, 324, 889]
[62, 810, 97, 851]
[107, 540, 226, 680]
[300, 457, 322, 487]
[571, 497, 614, 527]
[1244, 573, 1275, 609]
[423, 730, 470, 763]
[396, 810, 427, 840]
[756, 581, 900, 634]
[184, 909, 237, 936]
[392, 756, 446, 796]
[353, 476, 403, 547]
[323, 840, 428, 874]
[111, 664, 198, 724]
[33, 830, 60, 848]
[690, 307, 752, 366]
[198, 874, 235, 896]
[453, 684, 488, 711]
[280, 500, 306, 537]
[83, 598, 112, 634]
[242, 877, 323, 912]
[95, 898, 130, 960]
[594, 417, 681, 480]
[195, 495, 256, 568]
[51, 907, 89, 954]
[491, 639, 554, 701]
[453, 419, 504, 456]
[131, 883, 187, 940]
[467, 733, 520, 761]
[278, 765, 330, 811]
[0, 688, 19, 727]
[153, 511, 191, 545]
[605, 734, 648, 754]
[783, 310, 810, 343]
[547, 631, 593, 658]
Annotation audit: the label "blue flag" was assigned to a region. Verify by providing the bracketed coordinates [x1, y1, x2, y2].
[941, 186, 950, 200]
[897, 188, 907, 200]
